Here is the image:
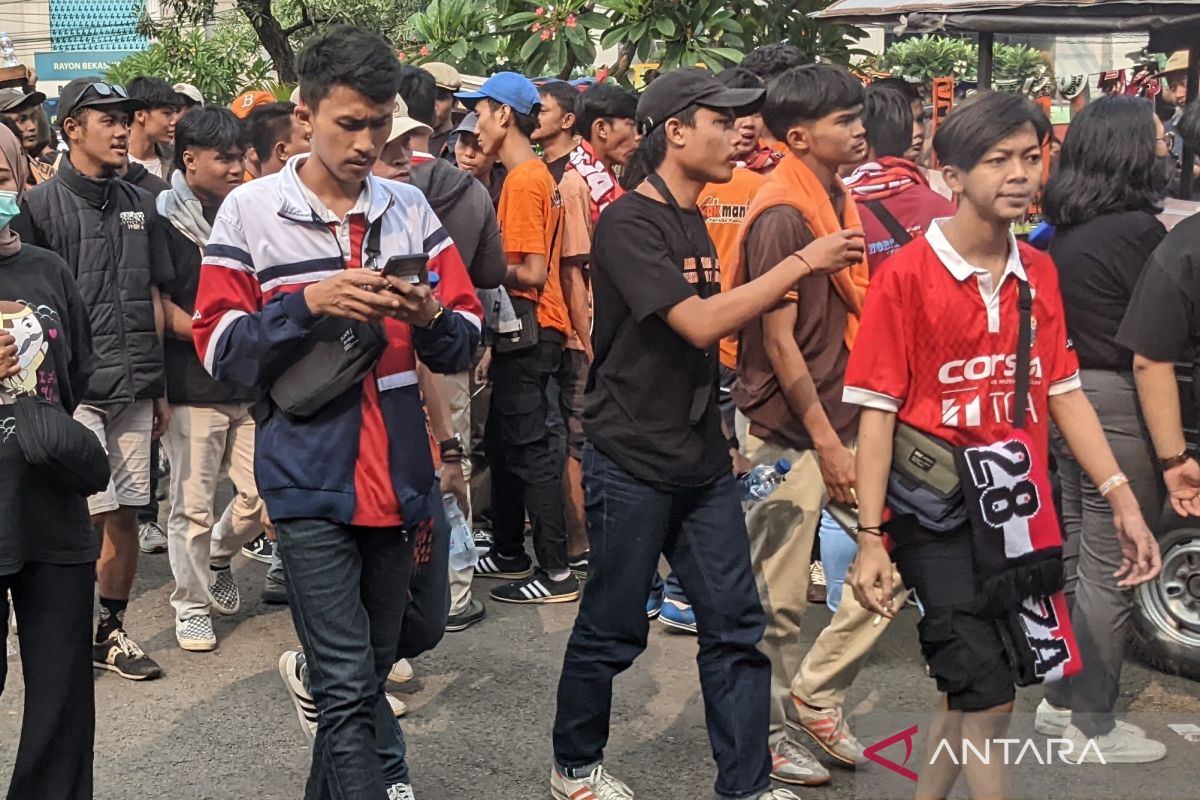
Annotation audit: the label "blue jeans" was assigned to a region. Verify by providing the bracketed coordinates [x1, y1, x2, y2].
[277, 518, 416, 799]
[553, 446, 772, 799]
[817, 511, 858, 613]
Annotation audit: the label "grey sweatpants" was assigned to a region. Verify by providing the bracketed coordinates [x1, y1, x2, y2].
[1046, 369, 1164, 737]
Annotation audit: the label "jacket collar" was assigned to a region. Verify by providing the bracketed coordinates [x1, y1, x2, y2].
[56, 155, 116, 209]
[276, 154, 393, 225]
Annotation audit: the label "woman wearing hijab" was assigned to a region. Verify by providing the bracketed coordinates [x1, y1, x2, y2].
[0, 124, 98, 799]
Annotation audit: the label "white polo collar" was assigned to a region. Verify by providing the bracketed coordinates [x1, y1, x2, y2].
[925, 217, 1026, 284]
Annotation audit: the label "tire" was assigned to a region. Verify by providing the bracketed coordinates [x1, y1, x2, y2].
[1129, 526, 1200, 680]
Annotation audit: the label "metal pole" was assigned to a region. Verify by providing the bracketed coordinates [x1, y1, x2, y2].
[979, 32, 994, 90]
[1181, 43, 1200, 200]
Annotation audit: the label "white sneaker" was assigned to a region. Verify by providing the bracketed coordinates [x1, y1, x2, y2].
[1035, 699, 1146, 737]
[387, 693, 408, 717]
[551, 764, 634, 800]
[279, 650, 319, 741]
[387, 783, 415, 800]
[1061, 723, 1166, 764]
[757, 791, 802, 800]
[208, 567, 241, 616]
[389, 658, 414, 683]
[175, 615, 217, 652]
[138, 521, 167, 554]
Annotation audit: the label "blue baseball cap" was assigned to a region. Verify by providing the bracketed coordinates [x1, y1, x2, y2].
[455, 72, 541, 116]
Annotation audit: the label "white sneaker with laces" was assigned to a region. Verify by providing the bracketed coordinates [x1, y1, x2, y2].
[1035, 699, 1146, 737]
[387, 693, 408, 717]
[757, 790, 802, 800]
[278, 650, 319, 741]
[389, 658, 414, 683]
[387, 783, 415, 800]
[175, 615, 217, 652]
[138, 521, 167, 554]
[1062, 722, 1166, 764]
[551, 764, 634, 800]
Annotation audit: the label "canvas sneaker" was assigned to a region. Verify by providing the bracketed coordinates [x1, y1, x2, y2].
[279, 650, 319, 741]
[807, 560, 828, 606]
[138, 521, 168, 554]
[473, 529, 493, 554]
[646, 581, 665, 619]
[771, 738, 831, 786]
[550, 764, 634, 800]
[446, 597, 486, 632]
[208, 567, 241, 616]
[1034, 699, 1146, 737]
[569, 550, 591, 581]
[1061, 722, 1166, 764]
[176, 615, 217, 652]
[474, 551, 534, 580]
[241, 533, 275, 564]
[93, 629, 164, 681]
[261, 574, 288, 605]
[387, 693, 408, 718]
[787, 696, 867, 767]
[387, 784, 415, 800]
[756, 790, 801, 800]
[491, 571, 580, 604]
[658, 597, 697, 634]
[389, 658, 414, 684]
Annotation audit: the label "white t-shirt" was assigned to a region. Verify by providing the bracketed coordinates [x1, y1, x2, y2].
[128, 152, 164, 179]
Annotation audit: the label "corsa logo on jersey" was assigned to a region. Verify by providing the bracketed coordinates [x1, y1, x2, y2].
[938, 354, 1044, 385]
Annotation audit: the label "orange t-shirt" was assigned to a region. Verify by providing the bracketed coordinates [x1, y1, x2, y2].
[700, 168, 768, 369]
[497, 159, 568, 335]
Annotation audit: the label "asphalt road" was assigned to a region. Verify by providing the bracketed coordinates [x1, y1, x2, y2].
[3, 549, 1199, 800]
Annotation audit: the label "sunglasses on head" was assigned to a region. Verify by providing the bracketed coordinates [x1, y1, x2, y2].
[86, 82, 129, 99]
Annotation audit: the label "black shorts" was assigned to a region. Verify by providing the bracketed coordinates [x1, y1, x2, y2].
[888, 517, 1017, 712]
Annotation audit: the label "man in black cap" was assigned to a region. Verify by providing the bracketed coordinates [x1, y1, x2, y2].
[0, 86, 55, 185]
[548, 68, 861, 800]
[21, 77, 173, 682]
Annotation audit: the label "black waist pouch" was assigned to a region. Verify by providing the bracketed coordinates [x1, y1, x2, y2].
[887, 422, 967, 533]
[269, 317, 386, 421]
[494, 296, 539, 354]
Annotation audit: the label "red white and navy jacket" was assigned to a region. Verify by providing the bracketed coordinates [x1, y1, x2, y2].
[192, 156, 482, 528]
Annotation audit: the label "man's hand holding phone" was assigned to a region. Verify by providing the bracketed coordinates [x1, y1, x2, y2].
[303, 270, 400, 322]
[383, 276, 441, 327]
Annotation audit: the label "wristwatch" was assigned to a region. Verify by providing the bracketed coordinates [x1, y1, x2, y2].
[1159, 449, 1193, 472]
[438, 435, 464, 459]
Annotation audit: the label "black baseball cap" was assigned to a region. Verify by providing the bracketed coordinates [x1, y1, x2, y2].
[0, 87, 47, 114]
[57, 77, 146, 122]
[635, 68, 765, 136]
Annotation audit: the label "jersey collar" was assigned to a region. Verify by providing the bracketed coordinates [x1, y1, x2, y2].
[925, 218, 1027, 284]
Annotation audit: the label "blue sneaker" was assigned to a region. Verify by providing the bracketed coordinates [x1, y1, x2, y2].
[646, 581, 665, 619]
[658, 597, 698, 634]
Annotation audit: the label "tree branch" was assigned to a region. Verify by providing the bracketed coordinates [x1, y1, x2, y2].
[609, 41, 636, 82]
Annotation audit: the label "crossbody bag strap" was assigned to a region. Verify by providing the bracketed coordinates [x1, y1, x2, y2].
[363, 215, 384, 269]
[1014, 277, 1033, 430]
[863, 199, 913, 248]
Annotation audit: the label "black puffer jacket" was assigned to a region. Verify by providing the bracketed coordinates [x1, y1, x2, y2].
[21, 157, 171, 405]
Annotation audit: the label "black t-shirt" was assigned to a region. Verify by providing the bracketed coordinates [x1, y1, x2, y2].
[161, 223, 260, 405]
[1118, 214, 1200, 362]
[583, 190, 728, 490]
[1050, 210, 1166, 371]
[0, 244, 97, 576]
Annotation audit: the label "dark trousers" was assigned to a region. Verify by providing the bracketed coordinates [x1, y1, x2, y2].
[486, 335, 568, 572]
[553, 446, 772, 799]
[1046, 370, 1164, 737]
[1, 561, 95, 800]
[277, 519, 415, 799]
[136, 440, 161, 524]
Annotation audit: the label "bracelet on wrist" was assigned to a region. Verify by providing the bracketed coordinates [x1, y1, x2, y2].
[1158, 449, 1191, 472]
[1098, 472, 1129, 497]
[793, 254, 813, 276]
[422, 304, 446, 330]
[855, 524, 884, 537]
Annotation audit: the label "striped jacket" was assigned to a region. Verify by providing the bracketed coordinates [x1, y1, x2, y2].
[192, 157, 482, 527]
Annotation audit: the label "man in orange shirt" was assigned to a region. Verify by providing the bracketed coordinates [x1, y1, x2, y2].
[457, 73, 578, 604]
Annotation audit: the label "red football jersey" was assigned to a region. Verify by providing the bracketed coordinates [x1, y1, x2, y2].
[843, 221, 1080, 464]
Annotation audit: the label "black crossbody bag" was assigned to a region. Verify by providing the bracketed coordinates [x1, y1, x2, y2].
[269, 218, 388, 420]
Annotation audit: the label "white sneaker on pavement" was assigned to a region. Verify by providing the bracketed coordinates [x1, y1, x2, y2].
[387, 783, 415, 800]
[175, 615, 217, 652]
[389, 658, 414, 683]
[1034, 699, 1146, 737]
[387, 693, 407, 717]
[1061, 722, 1166, 764]
[138, 521, 167, 554]
[757, 790, 802, 800]
[550, 764, 634, 800]
[278, 650, 318, 741]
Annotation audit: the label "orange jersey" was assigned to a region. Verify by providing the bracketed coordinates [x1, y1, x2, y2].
[699, 168, 768, 368]
[497, 159, 568, 335]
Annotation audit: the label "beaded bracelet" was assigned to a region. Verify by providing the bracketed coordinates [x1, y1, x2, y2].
[1098, 472, 1129, 497]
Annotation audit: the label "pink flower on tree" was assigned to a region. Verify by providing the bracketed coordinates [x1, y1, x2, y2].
[398, 51, 408, 60]
[532, 22, 541, 32]
[535, 6, 545, 15]
[420, 46, 430, 56]
[566, 14, 577, 28]
[541, 29, 552, 41]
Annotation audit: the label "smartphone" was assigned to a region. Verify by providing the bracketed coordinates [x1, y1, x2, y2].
[381, 253, 429, 285]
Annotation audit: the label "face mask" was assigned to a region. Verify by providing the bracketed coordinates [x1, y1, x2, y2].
[0, 190, 18, 230]
[1152, 154, 1176, 194]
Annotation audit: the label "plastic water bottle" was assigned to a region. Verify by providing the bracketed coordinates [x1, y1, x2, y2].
[740, 459, 792, 504]
[444, 494, 478, 571]
[0, 34, 17, 68]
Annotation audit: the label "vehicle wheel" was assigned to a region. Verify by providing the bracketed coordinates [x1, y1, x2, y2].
[1130, 526, 1200, 680]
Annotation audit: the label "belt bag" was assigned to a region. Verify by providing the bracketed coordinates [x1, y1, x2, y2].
[268, 217, 388, 421]
[269, 317, 387, 420]
[493, 297, 539, 354]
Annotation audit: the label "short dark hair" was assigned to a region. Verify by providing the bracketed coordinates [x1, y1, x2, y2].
[173, 105, 243, 171]
[717, 66, 766, 93]
[1178, 99, 1200, 154]
[573, 83, 637, 138]
[1043, 95, 1161, 227]
[397, 65, 436, 127]
[863, 85, 914, 159]
[480, 97, 539, 139]
[635, 103, 700, 172]
[741, 43, 806, 82]
[247, 102, 296, 164]
[871, 77, 922, 104]
[297, 25, 402, 110]
[538, 80, 580, 120]
[933, 92, 1051, 170]
[762, 64, 864, 142]
[127, 76, 180, 110]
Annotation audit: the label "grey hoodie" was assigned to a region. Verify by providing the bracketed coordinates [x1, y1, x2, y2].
[411, 158, 506, 290]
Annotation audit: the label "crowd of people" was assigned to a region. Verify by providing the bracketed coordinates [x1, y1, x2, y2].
[1, 23, 1198, 800]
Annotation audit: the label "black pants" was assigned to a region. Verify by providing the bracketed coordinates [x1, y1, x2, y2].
[136, 440, 160, 524]
[553, 447, 771, 799]
[1, 561, 95, 800]
[486, 333, 568, 572]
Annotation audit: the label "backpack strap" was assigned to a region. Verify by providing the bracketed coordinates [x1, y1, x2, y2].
[863, 198, 913, 249]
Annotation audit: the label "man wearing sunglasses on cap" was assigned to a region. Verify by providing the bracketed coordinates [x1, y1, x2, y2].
[20, 77, 174, 682]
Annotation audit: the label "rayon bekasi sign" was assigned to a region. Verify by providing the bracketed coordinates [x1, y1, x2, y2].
[34, 51, 141, 81]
